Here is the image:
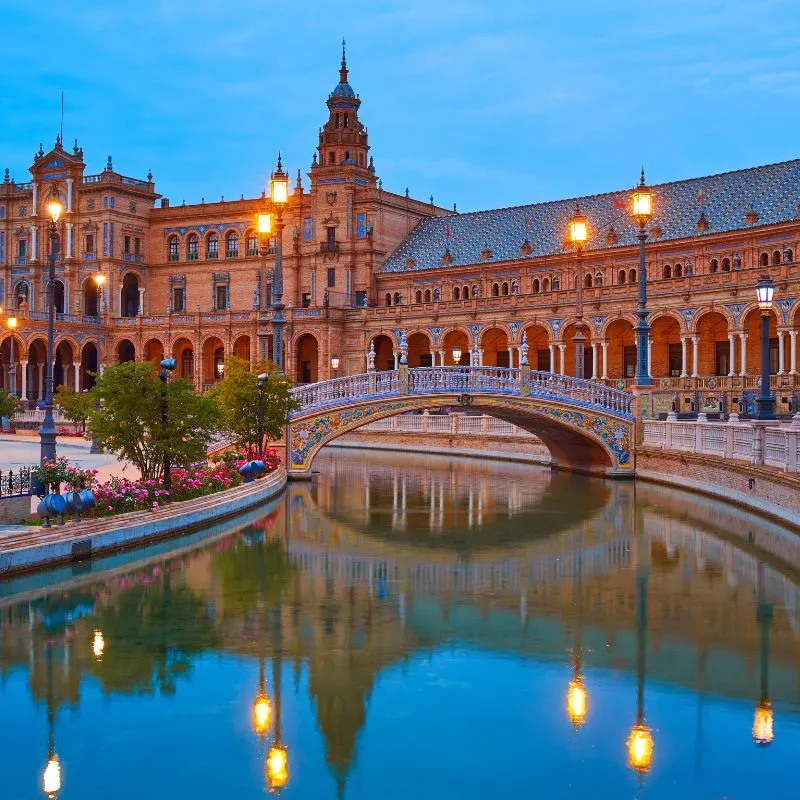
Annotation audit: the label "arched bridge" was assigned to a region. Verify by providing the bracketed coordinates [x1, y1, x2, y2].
[286, 366, 634, 478]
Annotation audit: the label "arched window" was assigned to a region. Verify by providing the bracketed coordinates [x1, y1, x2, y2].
[246, 231, 258, 256]
[53, 280, 66, 314]
[618, 270, 626, 284]
[226, 231, 238, 258]
[629, 269, 637, 283]
[787, 249, 794, 263]
[385, 292, 392, 306]
[722, 258, 731, 272]
[187, 233, 199, 261]
[206, 233, 219, 259]
[424, 289, 431, 303]
[453, 287, 460, 300]
[663, 265, 672, 280]
[595, 271, 603, 287]
[328, 152, 336, 165]
[533, 278, 540, 293]
[472, 284, 479, 298]
[433, 288, 440, 302]
[511, 279, 519, 295]
[415, 290, 423, 304]
[463, 285, 469, 299]
[492, 283, 500, 297]
[772, 250, 781, 265]
[674, 263, 683, 278]
[710, 259, 719, 273]
[335, 113, 340, 128]
[394, 292, 402, 305]
[760, 252, 769, 267]
[168, 235, 179, 262]
[584, 273, 593, 288]
[542, 278, 550, 292]
[14, 281, 28, 309]
[501, 282, 509, 296]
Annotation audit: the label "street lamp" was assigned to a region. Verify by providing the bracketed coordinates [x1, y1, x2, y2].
[257, 372, 269, 459]
[755, 275, 776, 420]
[40, 184, 63, 466]
[331, 354, 340, 378]
[568, 204, 589, 379]
[6, 315, 17, 397]
[159, 357, 177, 493]
[452, 346, 462, 365]
[94, 272, 106, 316]
[267, 154, 289, 373]
[632, 170, 654, 386]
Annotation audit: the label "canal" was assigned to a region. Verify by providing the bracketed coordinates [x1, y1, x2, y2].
[2, 449, 799, 799]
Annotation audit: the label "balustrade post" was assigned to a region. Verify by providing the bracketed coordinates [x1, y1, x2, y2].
[665, 420, 673, 449]
[751, 423, 765, 466]
[695, 421, 704, 453]
[398, 363, 409, 394]
[724, 424, 734, 459]
[452, 414, 459, 435]
[785, 429, 799, 472]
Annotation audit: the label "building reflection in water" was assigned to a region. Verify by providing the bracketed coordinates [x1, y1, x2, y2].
[0, 451, 798, 796]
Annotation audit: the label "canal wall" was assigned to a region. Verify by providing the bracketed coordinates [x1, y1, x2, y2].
[0, 467, 287, 577]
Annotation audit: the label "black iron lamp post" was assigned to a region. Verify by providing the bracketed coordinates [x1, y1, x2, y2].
[159, 357, 176, 492]
[755, 275, 776, 420]
[40, 186, 64, 465]
[257, 371, 268, 459]
[6, 315, 18, 397]
[568, 205, 589, 378]
[632, 170, 654, 386]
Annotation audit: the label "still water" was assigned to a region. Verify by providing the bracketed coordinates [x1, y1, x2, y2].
[2, 449, 800, 799]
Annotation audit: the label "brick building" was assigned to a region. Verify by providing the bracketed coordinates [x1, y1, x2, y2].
[2, 48, 800, 417]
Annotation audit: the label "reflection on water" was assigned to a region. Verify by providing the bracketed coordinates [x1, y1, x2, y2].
[1, 450, 800, 799]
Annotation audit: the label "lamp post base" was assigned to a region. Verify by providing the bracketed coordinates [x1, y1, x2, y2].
[755, 396, 776, 421]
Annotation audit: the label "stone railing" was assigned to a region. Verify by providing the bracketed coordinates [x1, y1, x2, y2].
[290, 366, 633, 417]
[641, 419, 800, 472]
[356, 412, 535, 438]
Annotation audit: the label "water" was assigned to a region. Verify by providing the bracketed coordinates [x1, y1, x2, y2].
[2, 449, 799, 799]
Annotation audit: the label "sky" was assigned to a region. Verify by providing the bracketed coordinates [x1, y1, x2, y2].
[2, 0, 799, 212]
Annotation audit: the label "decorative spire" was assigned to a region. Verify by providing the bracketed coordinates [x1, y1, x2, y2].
[37, 142, 44, 159]
[295, 169, 302, 189]
[430, 195, 434, 206]
[340, 37, 348, 83]
[453, 203, 458, 213]
[640, 166, 646, 186]
[311, 152, 318, 168]
[367, 155, 375, 173]
[405, 187, 409, 198]
[3, 168, 9, 183]
[276, 151, 283, 173]
[105, 155, 113, 172]
[54, 132, 62, 150]
[73, 138, 80, 154]
[147, 169, 153, 182]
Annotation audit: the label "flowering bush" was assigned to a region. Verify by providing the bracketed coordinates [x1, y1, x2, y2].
[33, 457, 73, 492]
[212, 446, 281, 473]
[63, 465, 98, 491]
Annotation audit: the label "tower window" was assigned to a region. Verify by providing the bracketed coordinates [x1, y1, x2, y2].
[345, 150, 351, 162]
[343, 113, 349, 128]
[328, 152, 336, 165]
[335, 113, 340, 128]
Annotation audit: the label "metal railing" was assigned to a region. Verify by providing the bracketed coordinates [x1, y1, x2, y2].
[0, 467, 33, 497]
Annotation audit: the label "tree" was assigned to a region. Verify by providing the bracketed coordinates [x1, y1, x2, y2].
[209, 357, 298, 454]
[89, 361, 221, 480]
[0, 388, 21, 422]
[54, 385, 94, 432]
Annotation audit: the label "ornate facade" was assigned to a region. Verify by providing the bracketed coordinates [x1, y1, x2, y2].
[2, 47, 800, 417]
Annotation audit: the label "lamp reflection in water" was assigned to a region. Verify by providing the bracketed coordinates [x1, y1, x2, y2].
[753, 559, 775, 745]
[92, 629, 105, 661]
[627, 512, 654, 775]
[41, 643, 62, 798]
[266, 649, 289, 792]
[253, 656, 272, 736]
[566, 532, 588, 729]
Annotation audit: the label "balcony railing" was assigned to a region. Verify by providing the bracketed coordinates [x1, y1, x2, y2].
[320, 242, 340, 253]
[226, 249, 238, 258]
[168, 253, 180, 262]
[206, 251, 218, 259]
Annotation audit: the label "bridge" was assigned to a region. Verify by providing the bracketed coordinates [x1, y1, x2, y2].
[286, 365, 634, 478]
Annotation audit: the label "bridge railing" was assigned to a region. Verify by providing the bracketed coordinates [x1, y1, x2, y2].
[408, 366, 519, 394]
[291, 370, 399, 410]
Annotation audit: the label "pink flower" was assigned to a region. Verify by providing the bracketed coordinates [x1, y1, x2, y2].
[152, 501, 159, 509]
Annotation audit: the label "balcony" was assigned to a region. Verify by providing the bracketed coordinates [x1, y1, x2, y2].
[226, 249, 238, 259]
[320, 242, 340, 253]
[187, 252, 198, 261]
[206, 251, 219, 260]
[168, 253, 179, 262]
[84, 252, 96, 261]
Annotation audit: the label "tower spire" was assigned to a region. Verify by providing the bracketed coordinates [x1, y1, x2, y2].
[340, 38, 348, 83]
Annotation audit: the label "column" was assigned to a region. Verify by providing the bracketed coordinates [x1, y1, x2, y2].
[393, 350, 399, 370]
[66, 222, 74, 259]
[558, 344, 566, 375]
[74, 362, 81, 391]
[478, 348, 484, 366]
[777, 331, 785, 375]
[728, 334, 736, 377]
[680, 337, 689, 377]
[790, 330, 798, 376]
[32, 182, 38, 214]
[647, 337, 653, 379]
[591, 342, 598, 379]
[30, 225, 38, 260]
[739, 332, 747, 376]
[601, 341, 609, 379]
[548, 343, 555, 372]
[437, 349, 444, 366]
[691, 335, 699, 378]
[138, 287, 145, 316]
[38, 365, 44, 398]
[20, 360, 27, 400]
[66, 178, 74, 213]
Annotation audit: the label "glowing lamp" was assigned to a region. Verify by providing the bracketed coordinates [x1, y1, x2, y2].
[257, 213, 272, 235]
[7, 316, 17, 330]
[42, 754, 61, 797]
[627, 724, 654, 773]
[94, 273, 106, 286]
[331, 355, 340, 371]
[632, 170, 653, 225]
[567, 678, 587, 728]
[267, 745, 289, 789]
[216, 361, 224, 377]
[270, 155, 289, 207]
[92, 629, 105, 660]
[452, 347, 462, 363]
[569, 205, 588, 250]
[753, 702, 774, 746]
[47, 187, 63, 224]
[253, 693, 272, 735]
[756, 274, 775, 311]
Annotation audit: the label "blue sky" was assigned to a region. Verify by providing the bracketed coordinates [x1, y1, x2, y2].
[2, 0, 799, 211]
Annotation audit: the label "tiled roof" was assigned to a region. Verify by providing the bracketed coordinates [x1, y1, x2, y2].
[380, 159, 800, 273]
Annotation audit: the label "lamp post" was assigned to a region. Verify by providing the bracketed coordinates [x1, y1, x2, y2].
[257, 372, 268, 459]
[632, 170, 654, 386]
[159, 357, 177, 492]
[40, 186, 63, 465]
[568, 205, 589, 379]
[452, 346, 462, 366]
[265, 154, 289, 373]
[755, 275, 776, 420]
[94, 272, 106, 317]
[331, 354, 340, 379]
[6, 315, 17, 397]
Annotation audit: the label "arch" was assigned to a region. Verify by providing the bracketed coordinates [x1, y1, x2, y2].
[584, 273, 593, 288]
[649, 314, 682, 378]
[480, 326, 510, 367]
[172, 337, 195, 380]
[491, 282, 500, 297]
[663, 264, 672, 280]
[521, 324, 551, 371]
[206, 231, 219, 259]
[543, 277, 550, 292]
[368, 334, 395, 371]
[53, 279, 66, 314]
[442, 329, 470, 366]
[117, 339, 136, 364]
[628, 269, 637, 284]
[13, 280, 29, 310]
[385, 292, 392, 306]
[533, 278, 541, 293]
[786, 248, 794, 264]
[595, 271, 603, 287]
[80, 341, 99, 390]
[743, 307, 778, 376]
[415, 290, 423, 304]
[710, 258, 719, 274]
[453, 286, 461, 301]
[225, 230, 239, 258]
[502, 281, 510, 296]
[772, 250, 781, 266]
[674, 262, 683, 278]
[424, 289, 432, 303]
[26, 338, 48, 403]
[462, 285, 469, 299]
[54, 340, 75, 390]
[617, 270, 626, 284]
[722, 257, 731, 272]
[561, 322, 593, 377]
[144, 338, 165, 365]
[83, 276, 101, 317]
[121, 272, 140, 317]
[407, 331, 433, 368]
[233, 335, 251, 362]
[605, 318, 636, 379]
[167, 234, 180, 262]
[295, 333, 319, 383]
[187, 232, 199, 261]
[200, 335, 225, 386]
[0, 334, 23, 396]
[696, 311, 730, 376]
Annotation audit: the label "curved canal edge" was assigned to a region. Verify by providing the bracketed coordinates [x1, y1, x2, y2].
[0, 467, 288, 577]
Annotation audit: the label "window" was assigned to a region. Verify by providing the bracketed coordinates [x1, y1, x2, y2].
[618, 270, 626, 284]
[722, 258, 730, 272]
[215, 284, 228, 309]
[343, 113, 349, 128]
[415, 290, 423, 304]
[168, 236, 179, 261]
[385, 292, 392, 306]
[584, 273, 593, 288]
[103, 196, 108, 209]
[86, 234, 95, 253]
[328, 152, 336, 165]
[226, 231, 238, 258]
[110, 196, 115, 209]
[172, 286, 185, 313]
[542, 278, 550, 292]
[453, 287, 460, 300]
[595, 271, 603, 287]
[674, 262, 682, 278]
[18, 239, 27, 258]
[124, 235, 131, 255]
[327, 227, 336, 249]
[787, 249, 794, 263]
[710, 258, 718, 273]
[760, 252, 769, 267]
[301, 293, 311, 308]
[663, 265, 671, 279]
[533, 279, 540, 293]
[492, 283, 499, 297]
[303, 218, 312, 241]
[181, 349, 193, 378]
[335, 113, 340, 128]
[355, 290, 368, 307]
[207, 233, 219, 259]
[424, 289, 431, 303]
[327, 267, 336, 288]
[502, 282, 509, 296]
[246, 232, 258, 256]
[623, 345, 636, 378]
[669, 344, 682, 376]
[345, 150, 351, 162]
[187, 234, 199, 260]
[394, 292, 402, 305]
[463, 285, 469, 298]
[772, 250, 781, 266]
[629, 269, 636, 283]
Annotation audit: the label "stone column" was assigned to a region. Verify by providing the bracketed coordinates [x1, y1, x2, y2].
[647, 336, 653, 378]
[601, 341, 609, 379]
[558, 344, 566, 375]
[20, 360, 27, 400]
[739, 332, 747, 376]
[728, 334, 736, 377]
[66, 222, 73, 259]
[790, 330, 798, 376]
[591, 342, 598, 380]
[74, 362, 81, 391]
[138, 287, 145, 316]
[38, 364, 44, 398]
[680, 337, 689, 378]
[777, 330, 785, 375]
[478, 348, 484, 366]
[691, 335, 699, 378]
[30, 225, 38, 260]
[66, 178, 74, 213]
[393, 350, 399, 370]
[437, 349, 444, 366]
[548, 343, 555, 372]
[32, 182, 38, 214]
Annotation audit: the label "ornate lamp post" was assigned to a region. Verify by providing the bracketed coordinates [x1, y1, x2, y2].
[568, 205, 589, 378]
[6, 315, 17, 396]
[632, 171, 654, 386]
[94, 272, 106, 316]
[270, 155, 289, 372]
[42, 644, 62, 799]
[40, 186, 64, 465]
[257, 372, 268, 459]
[159, 357, 177, 492]
[755, 275, 776, 420]
[567, 537, 587, 730]
[331, 355, 340, 378]
[452, 346, 462, 365]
